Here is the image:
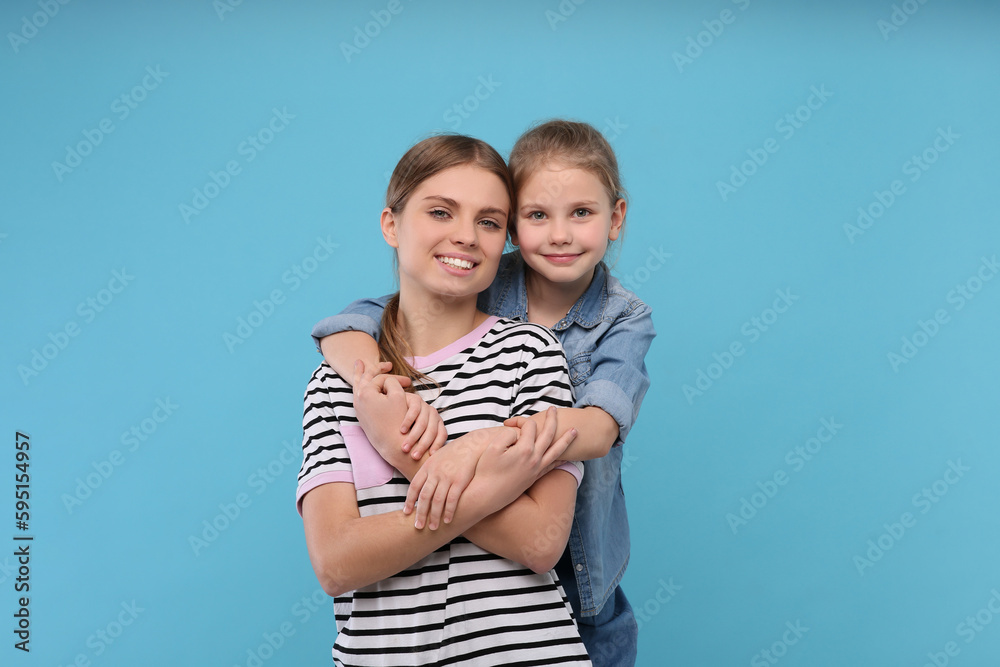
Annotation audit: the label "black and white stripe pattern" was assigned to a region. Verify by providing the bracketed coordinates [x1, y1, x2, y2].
[298, 318, 590, 666]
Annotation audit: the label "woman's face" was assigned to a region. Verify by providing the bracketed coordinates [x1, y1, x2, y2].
[382, 164, 510, 302]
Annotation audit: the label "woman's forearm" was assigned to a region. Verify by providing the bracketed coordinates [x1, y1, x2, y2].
[363, 425, 578, 572]
[303, 481, 493, 597]
[462, 469, 577, 573]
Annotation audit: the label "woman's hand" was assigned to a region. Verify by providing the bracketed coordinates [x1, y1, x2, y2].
[464, 408, 578, 519]
[400, 392, 448, 460]
[404, 427, 509, 530]
[352, 361, 411, 462]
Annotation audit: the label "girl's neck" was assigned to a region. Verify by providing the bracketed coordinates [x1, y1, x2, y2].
[524, 266, 595, 328]
[396, 287, 488, 357]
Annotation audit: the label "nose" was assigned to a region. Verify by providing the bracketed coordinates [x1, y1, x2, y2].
[548, 217, 571, 245]
[450, 217, 478, 247]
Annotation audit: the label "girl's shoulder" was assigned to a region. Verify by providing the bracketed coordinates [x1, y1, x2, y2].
[594, 265, 652, 323]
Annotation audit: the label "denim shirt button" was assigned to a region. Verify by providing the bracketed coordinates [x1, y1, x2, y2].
[575, 563, 583, 572]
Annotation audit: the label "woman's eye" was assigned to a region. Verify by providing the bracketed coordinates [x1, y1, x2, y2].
[430, 209, 449, 219]
[479, 219, 501, 229]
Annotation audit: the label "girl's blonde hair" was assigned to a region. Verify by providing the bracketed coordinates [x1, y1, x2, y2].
[508, 119, 628, 217]
[379, 134, 513, 388]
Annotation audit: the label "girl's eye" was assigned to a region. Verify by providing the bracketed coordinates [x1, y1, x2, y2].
[573, 208, 592, 218]
[527, 211, 545, 220]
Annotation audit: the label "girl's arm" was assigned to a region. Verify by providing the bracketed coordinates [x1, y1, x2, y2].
[518, 297, 656, 461]
[320, 331, 381, 380]
[510, 406, 619, 461]
[314, 296, 447, 457]
[312, 295, 386, 378]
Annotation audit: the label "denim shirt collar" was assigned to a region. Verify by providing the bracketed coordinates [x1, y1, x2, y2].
[487, 251, 609, 331]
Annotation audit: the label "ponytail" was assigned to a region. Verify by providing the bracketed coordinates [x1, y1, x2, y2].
[378, 293, 437, 391]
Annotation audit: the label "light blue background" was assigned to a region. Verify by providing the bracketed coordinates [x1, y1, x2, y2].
[2, 1, 999, 665]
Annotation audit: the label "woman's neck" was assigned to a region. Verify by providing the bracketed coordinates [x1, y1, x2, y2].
[524, 267, 595, 328]
[396, 287, 487, 357]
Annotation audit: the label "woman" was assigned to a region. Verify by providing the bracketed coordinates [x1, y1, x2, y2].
[297, 134, 592, 665]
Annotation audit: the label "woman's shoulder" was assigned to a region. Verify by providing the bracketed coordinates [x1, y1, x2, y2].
[488, 317, 562, 349]
[304, 362, 353, 400]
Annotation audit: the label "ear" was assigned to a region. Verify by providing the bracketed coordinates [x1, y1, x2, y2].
[608, 198, 626, 241]
[380, 207, 399, 248]
[508, 223, 519, 247]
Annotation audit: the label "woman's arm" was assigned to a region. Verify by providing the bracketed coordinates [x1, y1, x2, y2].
[302, 418, 570, 596]
[364, 413, 579, 573]
[463, 467, 578, 573]
[302, 482, 478, 596]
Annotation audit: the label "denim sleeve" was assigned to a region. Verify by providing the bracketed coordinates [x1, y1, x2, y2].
[574, 300, 656, 447]
[310, 294, 392, 351]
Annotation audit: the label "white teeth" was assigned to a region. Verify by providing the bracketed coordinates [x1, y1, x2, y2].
[437, 256, 474, 269]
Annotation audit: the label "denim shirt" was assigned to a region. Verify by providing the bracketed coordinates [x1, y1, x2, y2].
[311, 250, 656, 616]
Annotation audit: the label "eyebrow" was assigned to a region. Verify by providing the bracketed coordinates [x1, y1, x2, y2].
[422, 195, 508, 218]
[519, 199, 601, 211]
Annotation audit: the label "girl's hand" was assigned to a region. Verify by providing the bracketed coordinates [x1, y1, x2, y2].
[400, 392, 448, 460]
[405, 429, 504, 530]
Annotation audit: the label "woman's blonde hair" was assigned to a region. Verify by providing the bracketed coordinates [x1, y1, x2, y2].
[379, 134, 513, 388]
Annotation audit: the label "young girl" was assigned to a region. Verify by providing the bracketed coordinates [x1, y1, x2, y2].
[313, 120, 655, 666]
[297, 134, 593, 666]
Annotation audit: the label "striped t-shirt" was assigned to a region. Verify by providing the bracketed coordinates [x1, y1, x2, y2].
[297, 316, 592, 666]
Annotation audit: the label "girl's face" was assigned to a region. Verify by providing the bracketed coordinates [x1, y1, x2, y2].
[512, 161, 625, 294]
[382, 164, 510, 302]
